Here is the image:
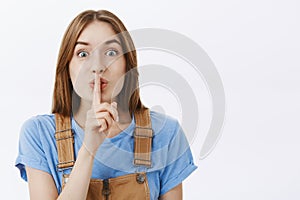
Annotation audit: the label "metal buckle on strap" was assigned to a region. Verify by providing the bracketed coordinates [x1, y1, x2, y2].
[55, 128, 73, 133]
[134, 158, 152, 168]
[56, 160, 75, 172]
[55, 129, 74, 141]
[134, 126, 153, 138]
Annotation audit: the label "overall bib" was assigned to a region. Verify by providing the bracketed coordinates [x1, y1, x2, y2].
[54, 109, 153, 200]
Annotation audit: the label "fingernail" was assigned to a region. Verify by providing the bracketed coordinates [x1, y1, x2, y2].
[112, 102, 117, 108]
[116, 115, 119, 122]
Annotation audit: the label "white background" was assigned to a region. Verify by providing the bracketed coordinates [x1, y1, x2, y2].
[1, 0, 299, 199]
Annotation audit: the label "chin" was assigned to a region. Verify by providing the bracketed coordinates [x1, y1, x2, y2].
[101, 97, 115, 103]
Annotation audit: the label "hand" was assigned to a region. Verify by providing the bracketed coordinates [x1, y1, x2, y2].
[83, 73, 119, 154]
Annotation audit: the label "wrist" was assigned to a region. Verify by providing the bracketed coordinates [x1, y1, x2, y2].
[78, 146, 95, 161]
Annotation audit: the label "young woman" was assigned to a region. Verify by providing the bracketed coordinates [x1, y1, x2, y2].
[15, 10, 197, 200]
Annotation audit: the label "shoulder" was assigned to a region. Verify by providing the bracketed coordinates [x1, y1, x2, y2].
[149, 110, 182, 144]
[21, 114, 55, 131]
[150, 110, 179, 127]
[150, 110, 180, 134]
[19, 114, 56, 142]
[148, 110, 193, 172]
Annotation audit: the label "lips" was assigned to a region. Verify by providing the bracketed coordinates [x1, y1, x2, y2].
[89, 77, 108, 90]
[100, 78, 108, 84]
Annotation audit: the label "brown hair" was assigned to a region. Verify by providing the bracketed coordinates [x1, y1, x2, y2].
[51, 10, 145, 116]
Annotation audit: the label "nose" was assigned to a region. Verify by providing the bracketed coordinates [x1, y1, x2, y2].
[90, 51, 106, 74]
[92, 68, 105, 74]
[91, 61, 106, 74]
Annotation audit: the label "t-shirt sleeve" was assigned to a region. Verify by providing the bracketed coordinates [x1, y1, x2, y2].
[15, 117, 51, 181]
[159, 121, 197, 196]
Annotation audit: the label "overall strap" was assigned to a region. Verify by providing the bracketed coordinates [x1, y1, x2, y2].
[54, 113, 75, 171]
[54, 109, 153, 170]
[133, 108, 153, 167]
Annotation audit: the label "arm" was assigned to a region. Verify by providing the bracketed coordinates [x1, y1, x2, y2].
[57, 146, 95, 200]
[26, 146, 94, 200]
[159, 183, 182, 200]
[26, 167, 58, 200]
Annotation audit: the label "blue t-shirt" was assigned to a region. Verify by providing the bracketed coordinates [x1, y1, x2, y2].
[15, 110, 197, 199]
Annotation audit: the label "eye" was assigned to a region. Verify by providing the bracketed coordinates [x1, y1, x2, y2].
[105, 49, 118, 57]
[77, 51, 89, 58]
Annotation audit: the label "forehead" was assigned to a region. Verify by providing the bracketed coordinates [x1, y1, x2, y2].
[77, 21, 119, 45]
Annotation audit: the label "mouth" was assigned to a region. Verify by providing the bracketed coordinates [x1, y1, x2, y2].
[89, 77, 108, 90]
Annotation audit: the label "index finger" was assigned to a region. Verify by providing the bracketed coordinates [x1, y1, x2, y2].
[93, 73, 101, 105]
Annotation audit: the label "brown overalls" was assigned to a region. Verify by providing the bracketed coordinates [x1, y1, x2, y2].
[54, 109, 153, 200]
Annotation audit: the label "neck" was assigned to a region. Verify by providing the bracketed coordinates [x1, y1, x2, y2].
[73, 99, 132, 130]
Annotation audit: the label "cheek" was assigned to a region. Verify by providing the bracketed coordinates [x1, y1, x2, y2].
[109, 58, 126, 95]
[69, 59, 89, 85]
[109, 56, 126, 78]
[69, 59, 79, 84]
[114, 75, 125, 89]
[69, 59, 90, 100]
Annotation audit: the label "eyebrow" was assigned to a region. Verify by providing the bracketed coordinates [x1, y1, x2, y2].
[75, 39, 121, 47]
[75, 41, 90, 46]
[104, 39, 121, 46]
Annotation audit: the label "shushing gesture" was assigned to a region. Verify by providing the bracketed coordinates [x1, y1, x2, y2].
[83, 73, 119, 154]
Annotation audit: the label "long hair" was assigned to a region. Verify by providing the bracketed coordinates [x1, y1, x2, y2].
[51, 10, 145, 116]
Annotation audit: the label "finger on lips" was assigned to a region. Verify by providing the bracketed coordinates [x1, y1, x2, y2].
[91, 73, 119, 133]
[93, 73, 101, 106]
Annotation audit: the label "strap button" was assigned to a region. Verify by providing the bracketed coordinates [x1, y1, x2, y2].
[136, 173, 145, 184]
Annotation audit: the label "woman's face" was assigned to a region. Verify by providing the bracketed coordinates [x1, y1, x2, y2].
[69, 21, 126, 103]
